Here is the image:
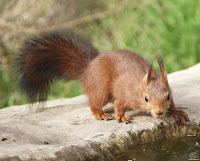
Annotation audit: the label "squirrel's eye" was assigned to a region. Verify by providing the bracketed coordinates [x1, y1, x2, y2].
[145, 96, 148, 102]
[167, 94, 170, 100]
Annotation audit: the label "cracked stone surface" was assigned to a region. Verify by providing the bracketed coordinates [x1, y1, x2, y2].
[0, 64, 200, 161]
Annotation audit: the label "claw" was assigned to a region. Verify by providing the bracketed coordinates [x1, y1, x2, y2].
[125, 120, 131, 124]
[185, 117, 190, 122]
[117, 116, 131, 124]
[169, 109, 189, 125]
[94, 112, 113, 121]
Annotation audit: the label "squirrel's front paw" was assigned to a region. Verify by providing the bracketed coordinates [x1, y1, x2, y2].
[94, 112, 113, 121]
[169, 109, 190, 125]
[117, 115, 131, 124]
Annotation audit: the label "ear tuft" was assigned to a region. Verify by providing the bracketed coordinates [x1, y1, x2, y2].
[157, 54, 164, 70]
[143, 58, 153, 86]
[157, 54, 167, 82]
[146, 58, 153, 73]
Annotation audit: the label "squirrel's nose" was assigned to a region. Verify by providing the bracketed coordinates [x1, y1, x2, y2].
[158, 111, 163, 115]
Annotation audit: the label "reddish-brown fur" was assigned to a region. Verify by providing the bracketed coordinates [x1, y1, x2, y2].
[15, 30, 189, 124]
[80, 50, 189, 124]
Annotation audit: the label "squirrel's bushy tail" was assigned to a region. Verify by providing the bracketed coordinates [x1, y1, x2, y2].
[14, 30, 98, 103]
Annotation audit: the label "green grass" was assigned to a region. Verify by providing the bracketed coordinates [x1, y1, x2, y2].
[80, 0, 199, 72]
[0, 0, 199, 108]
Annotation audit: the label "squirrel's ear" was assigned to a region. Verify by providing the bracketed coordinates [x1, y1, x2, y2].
[143, 59, 153, 86]
[157, 54, 168, 82]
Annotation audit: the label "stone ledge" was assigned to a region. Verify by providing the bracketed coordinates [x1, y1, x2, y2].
[0, 63, 199, 161]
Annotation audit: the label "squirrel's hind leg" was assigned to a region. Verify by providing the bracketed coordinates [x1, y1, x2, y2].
[88, 93, 112, 121]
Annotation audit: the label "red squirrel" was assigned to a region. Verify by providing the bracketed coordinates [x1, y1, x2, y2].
[14, 30, 189, 124]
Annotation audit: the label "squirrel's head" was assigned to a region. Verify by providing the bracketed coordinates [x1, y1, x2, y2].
[142, 56, 171, 118]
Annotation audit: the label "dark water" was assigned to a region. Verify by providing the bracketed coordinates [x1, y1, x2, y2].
[115, 136, 200, 161]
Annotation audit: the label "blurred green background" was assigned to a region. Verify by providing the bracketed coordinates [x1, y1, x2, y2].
[0, 0, 199, 108]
